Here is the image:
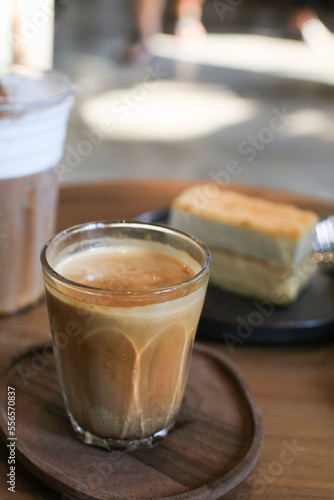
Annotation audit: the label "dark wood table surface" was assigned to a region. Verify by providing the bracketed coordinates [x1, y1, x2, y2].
[1, 179, 334, 500]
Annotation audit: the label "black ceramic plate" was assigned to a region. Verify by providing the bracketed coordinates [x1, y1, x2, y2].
[134, 208, 334, 345]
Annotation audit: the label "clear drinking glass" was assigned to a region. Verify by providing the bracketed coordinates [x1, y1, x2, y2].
[0, 65, 75, 315]
[41, 221, 211, 451]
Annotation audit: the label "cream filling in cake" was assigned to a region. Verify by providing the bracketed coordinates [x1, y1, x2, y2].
[169, 209, 316, 268]
[209, 247, 315, 305]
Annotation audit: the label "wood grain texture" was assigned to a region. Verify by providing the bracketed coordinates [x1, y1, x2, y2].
[1, 180, 334, 500]
[0, 343, 263, 500]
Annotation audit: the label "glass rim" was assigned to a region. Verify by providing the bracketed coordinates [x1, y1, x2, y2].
[40, 220, 211, 295]
[0, 65, 76, 111]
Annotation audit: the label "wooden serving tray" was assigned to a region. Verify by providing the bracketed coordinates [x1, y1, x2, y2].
[0, 343, 263, 500]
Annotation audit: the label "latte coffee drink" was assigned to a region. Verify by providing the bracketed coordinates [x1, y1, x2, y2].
[41, 222, 210, 450]
[0, 169, 58, 315]
[0, 66, 74, 315]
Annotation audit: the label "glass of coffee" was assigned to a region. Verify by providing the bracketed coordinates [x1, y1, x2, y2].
[41, 221, 211, 451]
[0, 65, 75, 315]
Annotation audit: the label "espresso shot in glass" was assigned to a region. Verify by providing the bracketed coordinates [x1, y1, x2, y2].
[41, 221, 211, 451]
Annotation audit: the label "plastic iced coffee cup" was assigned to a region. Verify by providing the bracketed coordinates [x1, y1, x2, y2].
[0, 65, 75, 315]
[41, 221, 211, 451]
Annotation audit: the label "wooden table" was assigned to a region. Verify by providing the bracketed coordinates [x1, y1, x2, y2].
[1, 180, 334, 500]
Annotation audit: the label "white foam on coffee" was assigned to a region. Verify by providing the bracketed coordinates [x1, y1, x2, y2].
[50, 239, 207, 318]
[0, 74, 73, 180]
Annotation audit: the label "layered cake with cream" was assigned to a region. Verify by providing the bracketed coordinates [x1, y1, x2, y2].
[169, 184, 319, 304]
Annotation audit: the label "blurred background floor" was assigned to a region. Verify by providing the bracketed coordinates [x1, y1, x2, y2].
[54, 0, 334, 201]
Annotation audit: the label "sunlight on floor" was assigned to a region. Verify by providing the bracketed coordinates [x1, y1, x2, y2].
[78, 32, 334, 143]
[147, 33, 334, 85]
[80, 81, 257, 142]
[282, 108, 334, 141]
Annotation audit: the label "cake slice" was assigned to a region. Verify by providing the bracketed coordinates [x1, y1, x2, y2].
[169, 184, 319, 305]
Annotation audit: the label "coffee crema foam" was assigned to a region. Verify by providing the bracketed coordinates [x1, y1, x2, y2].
[44, 241, 207, 440]
[48, 239, 202, 310]
[56, 246, 196, 291]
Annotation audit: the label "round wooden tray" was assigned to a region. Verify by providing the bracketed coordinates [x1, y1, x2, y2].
[0, 343, 263, 500]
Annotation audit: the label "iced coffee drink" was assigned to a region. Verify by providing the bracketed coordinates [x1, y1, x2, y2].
[0, 66, 74, 315]
[41, 222, 210, 450]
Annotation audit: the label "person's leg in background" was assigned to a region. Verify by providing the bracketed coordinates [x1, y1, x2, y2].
[289, 0, 334, 51]
[174, 0, 206, 36]
[121, 0, 166, 62]
[121, 0, 206, 62]
[131, 0, 166, 41]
